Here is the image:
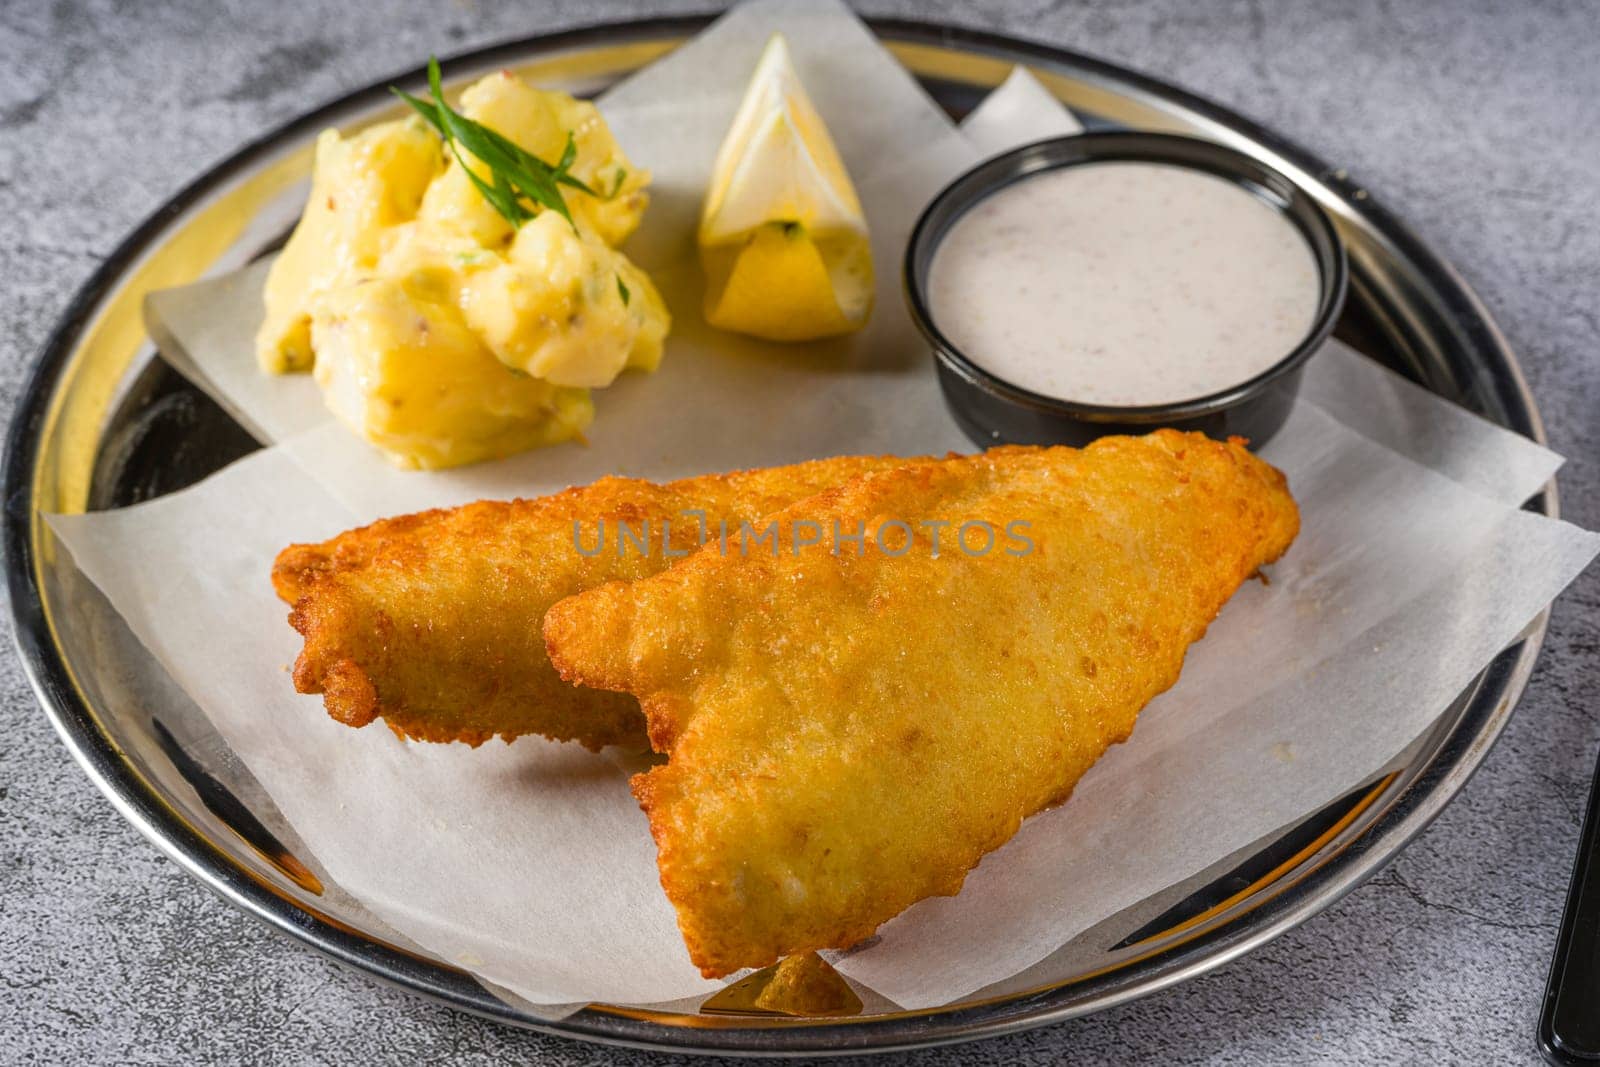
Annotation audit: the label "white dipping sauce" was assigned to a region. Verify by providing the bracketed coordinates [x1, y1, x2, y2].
[927, 162, 1320, 407]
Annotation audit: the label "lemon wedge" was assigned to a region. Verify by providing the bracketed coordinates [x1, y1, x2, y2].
[700, 34, 873, 342]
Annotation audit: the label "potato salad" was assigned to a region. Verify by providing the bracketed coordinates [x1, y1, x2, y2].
[256, 71, 669, 470]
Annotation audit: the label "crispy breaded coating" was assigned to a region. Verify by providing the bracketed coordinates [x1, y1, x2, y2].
[753, 953, 862, 1017]
[274, 454, 915, 749]
[543, 431, 1300, 976]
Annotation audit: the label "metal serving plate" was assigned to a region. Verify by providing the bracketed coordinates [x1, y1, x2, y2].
[3, 15, 1551, 1056]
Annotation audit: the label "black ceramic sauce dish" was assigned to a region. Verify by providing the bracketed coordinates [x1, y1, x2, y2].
[905, 132, 1348, 450]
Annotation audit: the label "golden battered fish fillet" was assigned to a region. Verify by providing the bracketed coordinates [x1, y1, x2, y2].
[543, 431, 1300, 976]
[274, 454, 915, 749]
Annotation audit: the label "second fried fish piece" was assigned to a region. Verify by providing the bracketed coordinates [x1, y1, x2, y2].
[274, 454, 913, 749]
[544, 431, 1300, 977]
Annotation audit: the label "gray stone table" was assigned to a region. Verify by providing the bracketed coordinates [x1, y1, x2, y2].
[2, 1, 1596, 1063]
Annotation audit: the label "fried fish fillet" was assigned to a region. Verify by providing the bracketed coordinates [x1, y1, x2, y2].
[543, 431, 1300, 977]
[274, 454, 914, 749]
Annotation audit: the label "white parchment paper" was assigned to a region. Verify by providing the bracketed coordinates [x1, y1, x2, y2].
[55, 0, 1598, 1013]
[961, 64, 1084, 155]
[48, 390, 1598, 1010]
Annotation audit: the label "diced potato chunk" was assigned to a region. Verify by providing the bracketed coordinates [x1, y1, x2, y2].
[310, 278, 593, 470]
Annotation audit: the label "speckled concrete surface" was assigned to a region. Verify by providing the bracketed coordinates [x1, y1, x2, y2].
[2, 1, 1596, 1063]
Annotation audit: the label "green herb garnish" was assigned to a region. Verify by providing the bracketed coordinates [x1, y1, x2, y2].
[617, 274, 631, 306]
[392, 57, 597, 230]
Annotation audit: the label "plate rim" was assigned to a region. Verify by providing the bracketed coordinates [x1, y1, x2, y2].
[2, 11, 1554, 1056]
